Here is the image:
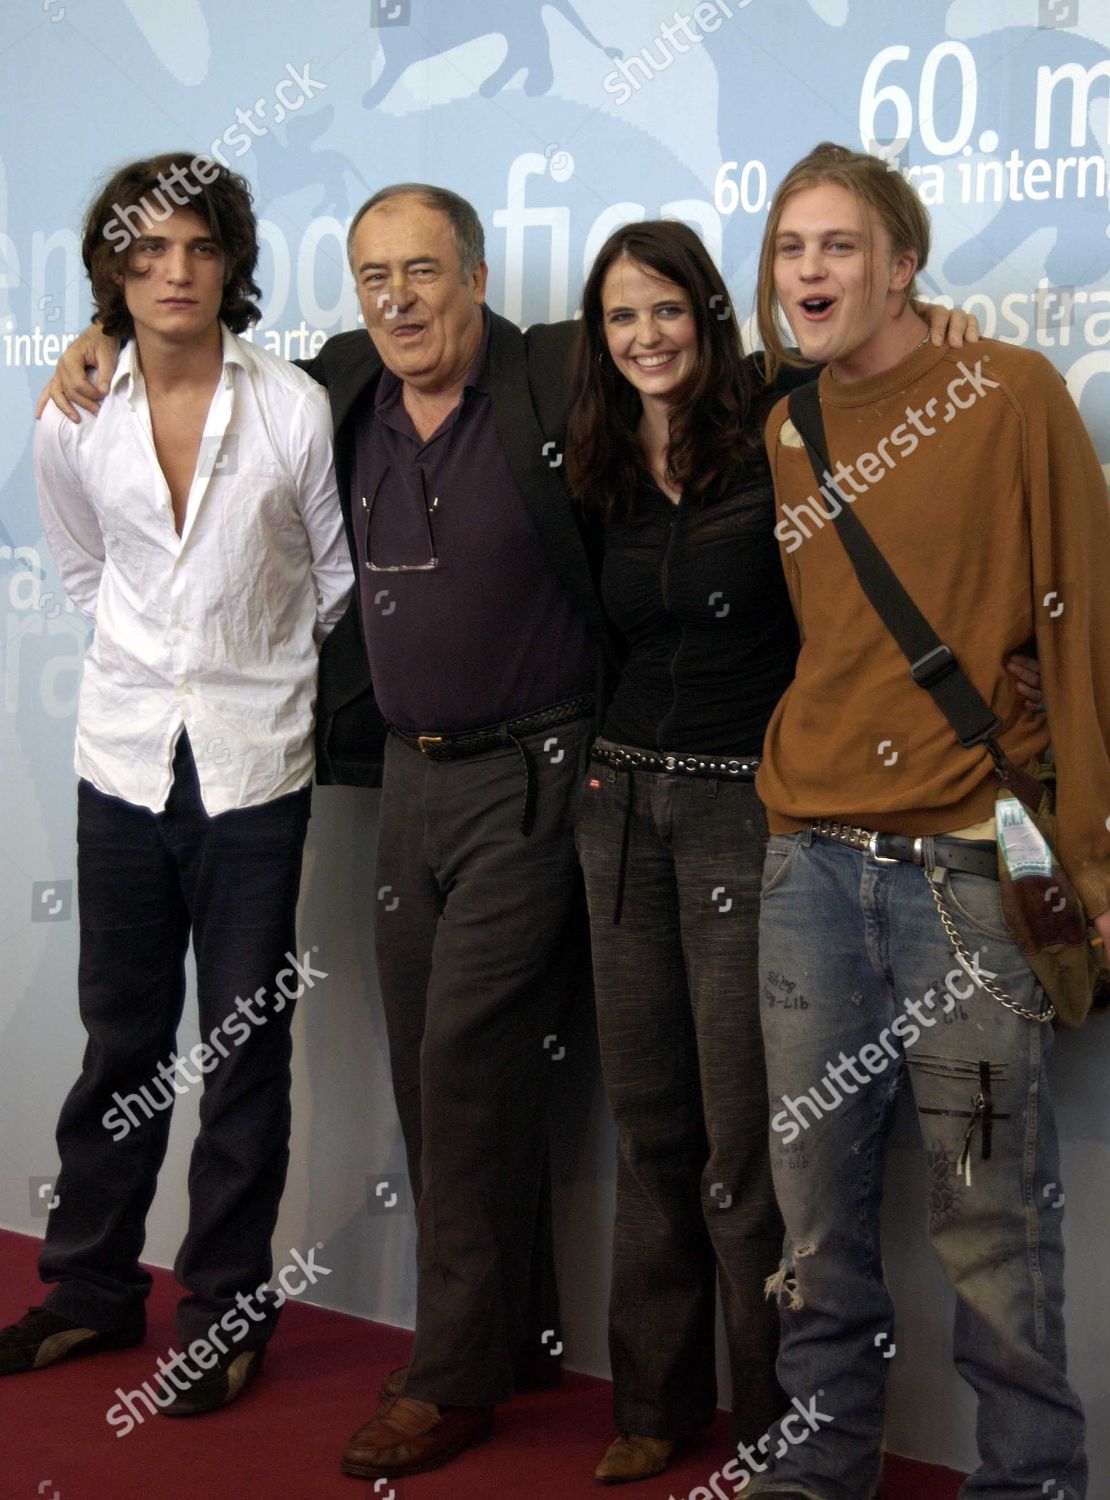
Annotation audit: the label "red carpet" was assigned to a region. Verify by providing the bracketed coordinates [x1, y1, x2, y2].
[0, 1230, 963, 1500]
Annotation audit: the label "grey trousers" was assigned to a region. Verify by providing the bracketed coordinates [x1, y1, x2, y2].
[374, 719, 594, 1406]
[575, 761, 786, 1446]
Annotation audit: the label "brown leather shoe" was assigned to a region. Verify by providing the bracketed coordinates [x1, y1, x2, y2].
[594, 1433, 675, 1484]
[376, 1365, 408, 1406]
[377, 1356, 562, 1405]
[341, 1394, 494, 1478]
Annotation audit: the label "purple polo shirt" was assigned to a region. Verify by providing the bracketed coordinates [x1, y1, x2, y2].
[353, 309, 594, 733]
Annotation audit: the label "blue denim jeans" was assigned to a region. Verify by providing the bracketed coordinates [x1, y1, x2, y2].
[751, 830, 1085, 1500]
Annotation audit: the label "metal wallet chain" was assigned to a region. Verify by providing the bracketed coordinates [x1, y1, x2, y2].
[928, 874, 1056, 1025]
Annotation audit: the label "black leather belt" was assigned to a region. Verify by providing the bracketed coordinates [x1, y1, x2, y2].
[592, 737, 760, 781]
[809, 819, 998, 880]
[391, 694, 595, 762]
[389, 694, 595, 837]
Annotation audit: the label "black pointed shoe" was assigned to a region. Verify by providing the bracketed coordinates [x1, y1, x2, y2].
[159, 1346, 264, 1417]
[0, 1305, 145, 1375]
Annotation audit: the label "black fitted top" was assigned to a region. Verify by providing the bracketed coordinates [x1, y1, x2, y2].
[599, 461, 800, 757]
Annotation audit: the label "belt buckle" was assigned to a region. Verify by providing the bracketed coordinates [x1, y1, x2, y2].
[867, 831, 901, 865]
[417, 735, 444, 755]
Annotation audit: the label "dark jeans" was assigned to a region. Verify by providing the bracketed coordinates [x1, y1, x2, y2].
[574, 760, 785, 1446]
[375, 719, 594, 1407]
[39, 732, 311, 1351]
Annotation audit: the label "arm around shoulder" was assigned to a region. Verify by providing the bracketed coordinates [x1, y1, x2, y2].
[36, 323, 121, 422]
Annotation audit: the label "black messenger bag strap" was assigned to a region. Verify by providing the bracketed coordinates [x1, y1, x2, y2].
[786, 380, 1000, 750]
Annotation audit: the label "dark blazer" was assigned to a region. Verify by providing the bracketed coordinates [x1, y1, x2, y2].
[303, 311, 616, 788]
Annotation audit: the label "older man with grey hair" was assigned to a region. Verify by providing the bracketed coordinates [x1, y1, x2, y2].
[310, 183, 614, 1478]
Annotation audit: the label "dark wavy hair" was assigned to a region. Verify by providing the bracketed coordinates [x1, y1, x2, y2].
[566, 220, 765, 520]
[82, 152, 262, 339]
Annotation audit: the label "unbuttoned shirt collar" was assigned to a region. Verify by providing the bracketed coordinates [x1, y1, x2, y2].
[111, 321, 249, 401]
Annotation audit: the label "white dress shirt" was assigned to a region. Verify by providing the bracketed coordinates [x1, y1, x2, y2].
[35, 324, 353, 815]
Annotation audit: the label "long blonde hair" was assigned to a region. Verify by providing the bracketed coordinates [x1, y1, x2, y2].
[756, 142, 931, 380]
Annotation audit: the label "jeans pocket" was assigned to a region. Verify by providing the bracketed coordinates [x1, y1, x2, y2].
[760, 833, 801, 897]
[939, 868, 1011, 942]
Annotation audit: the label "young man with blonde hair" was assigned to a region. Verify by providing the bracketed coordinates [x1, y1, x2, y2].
[749, 142, 1108, 1500]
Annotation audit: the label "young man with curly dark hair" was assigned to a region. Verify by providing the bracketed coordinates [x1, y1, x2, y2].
[0, 153, 352, 1416]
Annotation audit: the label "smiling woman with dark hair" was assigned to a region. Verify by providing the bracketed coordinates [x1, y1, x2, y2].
[567, 220, 765, 519]
[566, 219, 804, 1485]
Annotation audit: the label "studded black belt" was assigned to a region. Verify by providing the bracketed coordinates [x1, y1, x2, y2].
[591, 737, 760, 781]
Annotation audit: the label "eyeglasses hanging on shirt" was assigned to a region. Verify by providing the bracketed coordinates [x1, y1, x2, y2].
[361, 463, 440, 573]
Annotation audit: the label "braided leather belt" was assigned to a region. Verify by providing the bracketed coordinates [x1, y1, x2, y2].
[809, 819, 998, 880]
[592, 737, 760, 781]
[390, 694, 595, 762]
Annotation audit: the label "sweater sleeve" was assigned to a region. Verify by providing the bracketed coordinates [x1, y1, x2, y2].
[1023, 356, 1110, 918]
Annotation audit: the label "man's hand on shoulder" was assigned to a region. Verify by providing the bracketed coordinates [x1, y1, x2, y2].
[35, 324, 121, 422]
[917, 300, 981, 348]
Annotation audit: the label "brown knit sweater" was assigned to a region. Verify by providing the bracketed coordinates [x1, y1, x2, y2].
[757, 339, 1110, 920]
